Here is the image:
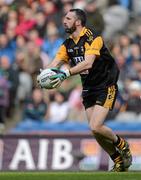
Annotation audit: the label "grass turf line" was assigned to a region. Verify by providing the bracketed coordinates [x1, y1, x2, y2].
[0, 172, 141, 180]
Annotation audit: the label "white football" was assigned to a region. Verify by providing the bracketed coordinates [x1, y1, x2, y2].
[37, 68, 56, 89]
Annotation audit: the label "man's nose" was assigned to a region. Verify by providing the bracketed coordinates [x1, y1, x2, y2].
[63, 21, 67, 26]
[63, 19, 66, 24]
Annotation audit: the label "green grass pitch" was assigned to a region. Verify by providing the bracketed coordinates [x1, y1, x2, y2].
[0, 172, 141, 180]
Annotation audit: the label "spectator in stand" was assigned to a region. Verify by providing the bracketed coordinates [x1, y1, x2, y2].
[115, 53, 128, 83]
[0, 34, 16, 64]
[126, 81, 141, 114]
[0, 65, 9, 133]
[43, 0, 59, 25]
[0, 55, 19, 118]
[28, 0, 42, 13]
[133, 25, 141, 47]
[5, 23, 17, 51]
[68, 84, 85, 121]
[21, 41, 42, 86]
[6, 9, 18, 30]
[0, 4, 9, 33]
[126, 60, 141, 81]
[15, 36, 34, 101]
[15, 8, 36, 37]
[15, 51, 33, 104]
[23, 88, 48, 121]
[84, 0, 105, 34]
[28, 29, 43, 47]
[111, 42, 122, 58]
[126, 43, 141, 64]
[16, 35, 27, 53]
[116, 80, 141, 121]
[48, 91, 69, 123]
[7, 9, 18, 21]
[34, 11, 47, 38]
[6, 10, 18, 45]
[118, 34, 131, 61]
[41, 22, 63, 65]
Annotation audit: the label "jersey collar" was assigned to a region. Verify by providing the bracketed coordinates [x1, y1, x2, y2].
[79, 27, 87, 37]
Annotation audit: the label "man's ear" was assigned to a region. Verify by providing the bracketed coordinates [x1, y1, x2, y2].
[75, 19, 81, 26]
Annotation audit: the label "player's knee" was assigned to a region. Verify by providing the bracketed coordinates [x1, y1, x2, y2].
[92, 130, 100, 137]
[89, 122, 102, 134]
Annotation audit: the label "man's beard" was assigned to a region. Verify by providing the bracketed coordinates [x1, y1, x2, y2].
[65, 25, 76, 34]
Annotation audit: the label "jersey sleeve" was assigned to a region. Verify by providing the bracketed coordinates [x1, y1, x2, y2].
[55, 44, 69, 62]
[85, 36, 103, 56]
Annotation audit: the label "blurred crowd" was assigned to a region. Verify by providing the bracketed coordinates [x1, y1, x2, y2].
[0, 0, 141, 133]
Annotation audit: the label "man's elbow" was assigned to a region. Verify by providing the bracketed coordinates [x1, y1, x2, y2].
[84, 55, 96, 70]
[85, 61, 93, 70]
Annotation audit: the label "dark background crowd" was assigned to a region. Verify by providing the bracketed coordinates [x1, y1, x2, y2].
[0, 0, 141, 133]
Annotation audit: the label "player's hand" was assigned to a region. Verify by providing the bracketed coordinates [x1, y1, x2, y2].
[50, 68, 71, 88]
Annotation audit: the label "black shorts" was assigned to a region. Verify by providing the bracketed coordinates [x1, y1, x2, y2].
[82, 85, 118, 110]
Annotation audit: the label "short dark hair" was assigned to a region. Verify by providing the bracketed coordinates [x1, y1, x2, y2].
[69, 9, 86, 26]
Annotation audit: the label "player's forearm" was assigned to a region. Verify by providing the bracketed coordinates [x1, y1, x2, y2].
[69, 61, 90, 75]
[69, 55, 96, 75]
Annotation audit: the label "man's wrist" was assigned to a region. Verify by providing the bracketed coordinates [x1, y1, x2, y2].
[64, 69, 71, 78]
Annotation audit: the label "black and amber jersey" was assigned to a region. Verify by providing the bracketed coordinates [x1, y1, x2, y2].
[55, 27, 119, 91]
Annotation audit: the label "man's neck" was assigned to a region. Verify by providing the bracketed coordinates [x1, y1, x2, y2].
[71, 26, 83, 39]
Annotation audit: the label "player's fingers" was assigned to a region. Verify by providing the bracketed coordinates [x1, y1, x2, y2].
[52, 80, 61, 88]
[50, 75, 58, 80]
[50, 78, 60, 84]
[37, 83, 42, 89]
[52, 82, 59, 88]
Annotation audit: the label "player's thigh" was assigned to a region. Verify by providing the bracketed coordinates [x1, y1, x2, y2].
[85, 106, 94, 122]
[86, 105, 109, 126]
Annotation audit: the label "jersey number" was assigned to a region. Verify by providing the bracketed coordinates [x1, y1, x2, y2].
[73, 56, 89, 74]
